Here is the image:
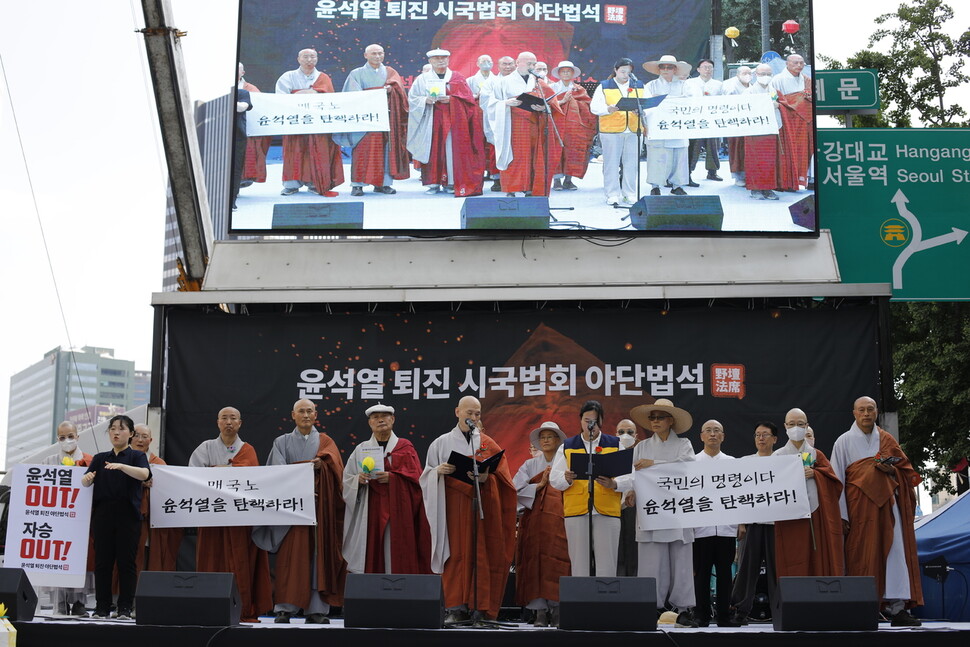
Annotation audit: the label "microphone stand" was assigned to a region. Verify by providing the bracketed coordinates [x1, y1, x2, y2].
[448, 421, 512, 629]
[530, 72, 564, 211]
[585, 423, 597, 576]
[629, 74, 644, 203]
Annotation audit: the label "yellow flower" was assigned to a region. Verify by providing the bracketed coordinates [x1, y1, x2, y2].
[61, 456, 75, 467]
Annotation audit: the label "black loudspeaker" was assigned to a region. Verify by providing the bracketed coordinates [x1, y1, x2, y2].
[344, 573, 443, 628]
[0, 568, 37, 621]
[135, 571, 240, 626]
[460, 197, 550, 229]
[559, 576, 657, 631]
[773, 576, 878, 631]
[788, 194, 816, 230]
[629, 195, 724, 231]
[271, 202, 364, 229]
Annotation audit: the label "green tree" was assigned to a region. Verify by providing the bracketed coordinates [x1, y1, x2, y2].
[892, 302, 970, 494]
[721, 0, 813, 64]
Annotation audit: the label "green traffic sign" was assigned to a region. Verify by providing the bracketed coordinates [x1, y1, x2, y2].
[818, 128, 970, 300]
[815, 69, 880, 111]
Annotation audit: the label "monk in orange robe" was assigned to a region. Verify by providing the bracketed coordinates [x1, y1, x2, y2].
[420, 396, 516, 623]
[131, 424, 182, 572]
[771, 54, 814, 190]
[549, 61, 597, 191]
[189, 407, 273, 622]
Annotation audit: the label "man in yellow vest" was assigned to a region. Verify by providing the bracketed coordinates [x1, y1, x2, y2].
[589, 58, 646, 206]
[550, 400, 630, 576]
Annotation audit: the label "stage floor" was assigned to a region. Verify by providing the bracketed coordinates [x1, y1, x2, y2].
[13, 615, 970, 647]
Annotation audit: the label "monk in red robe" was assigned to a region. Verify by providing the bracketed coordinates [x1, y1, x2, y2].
[406, 49, 485, 197]
[131, 424, 182, 572]
[772, 410, 844, 578]
[420, 396, 517, 623]
[549, 61, 597, 191]
[254, 399, 346, 624]
[275, 49, 344, 197]
[189, 407, 273, 622]
[343, 404, 432, 574]
[831, 396, 924, 627]
[771, 55, 814, 190]
[239, 75, 269, 185]
[339, 44, 410, 195]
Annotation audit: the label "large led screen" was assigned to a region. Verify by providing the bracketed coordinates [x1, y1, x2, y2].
[231, 0, 816, 235]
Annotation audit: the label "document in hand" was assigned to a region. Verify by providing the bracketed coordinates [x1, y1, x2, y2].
[569, 450, 633, 479]
[615, 94, 667, 111]
[446, 449, 506, 484]
[514, 92, 548, 111]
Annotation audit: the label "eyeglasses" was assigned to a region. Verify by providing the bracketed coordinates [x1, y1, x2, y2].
[133, 434, 151, 440]
[754, 433, 773, 439]
[658, 64, 676, 70]
[647, 414, 672, 421]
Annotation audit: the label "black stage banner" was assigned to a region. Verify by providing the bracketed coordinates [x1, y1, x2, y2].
[163, 304, 879, 472]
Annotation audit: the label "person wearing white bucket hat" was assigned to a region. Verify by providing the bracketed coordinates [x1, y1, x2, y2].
[642, 55, 692, 196]
[615, 398, 698, 627]
[513, 421, 570, 626]
[549, 60, 597, 192]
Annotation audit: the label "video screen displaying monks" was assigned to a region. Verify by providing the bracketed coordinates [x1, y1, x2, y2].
[230, 0, 816, 235]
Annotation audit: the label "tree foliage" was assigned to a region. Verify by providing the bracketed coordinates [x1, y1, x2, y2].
[721, 0, 813, 64]
[892, 302, 970, 493]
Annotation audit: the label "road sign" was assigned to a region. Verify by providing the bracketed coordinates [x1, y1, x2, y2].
[815, 69, 880, 111]
[818, 128, 970, 300]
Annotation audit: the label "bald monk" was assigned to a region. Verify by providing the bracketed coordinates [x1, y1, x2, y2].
[419, 396, 516, 623]
[131, 424, 182, 572]
[253, 399, 346, 624]
[189, 407, 273, 621]
[772, 408, 844, 578]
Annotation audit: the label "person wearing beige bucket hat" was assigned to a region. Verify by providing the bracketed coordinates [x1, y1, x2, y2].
[642, 55, 692, 197]
[615, 398, 699, 627]
[513, 421, 570, 626]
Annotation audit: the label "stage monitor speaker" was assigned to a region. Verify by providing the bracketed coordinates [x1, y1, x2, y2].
[629, 195, 724, 231]
[788, 194, 816, 230]
[773, 576, 877, 631]
[0, 568, 37, 621]
[460, 197, 550, 229]
[271, 202, 364, 229]
[344, 573, 443, 629]
[559, 576, 657, 631]
[135, 571, 240, 626]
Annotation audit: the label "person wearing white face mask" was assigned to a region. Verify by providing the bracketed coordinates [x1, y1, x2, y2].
[772, 408, 845, 579]
[40, 422, 94, 616]
[615, 419, 639, 576]
[722, 66, 752, 187]
[743, 64, 783, 200]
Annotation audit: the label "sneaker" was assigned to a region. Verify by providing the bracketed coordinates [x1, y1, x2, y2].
[750, 189, 765, 200]
[735, 179, 746, 187]
[890, 609, 921, 627]
[762, 190, 779, 200]
[671, 187, 687, 196]
[374, 186, 396, 194]
[92, 609, 110, 619]
[71, 601, 87, 616]
[425, 185, 442, 194]
[606, 195, 620, 205]
[707, 171, 723, 181]
[305, 613, 330, 624]
[280, 187, 299, 196]
[552, 178, 564, 191]
[650, 187, 661, 196]
[115, 609, 133, 620]
[675, 610, 699, 628]
[562, 178, 578, 191]
[351, 186, 364, 197]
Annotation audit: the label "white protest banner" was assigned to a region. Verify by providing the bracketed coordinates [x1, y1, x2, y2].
[3, 464, 92, 587]
[247, 90, 389, 136]
[646, 93, 778, 140]
[150, 464, 316, 528]
[634, 454, 810, 531]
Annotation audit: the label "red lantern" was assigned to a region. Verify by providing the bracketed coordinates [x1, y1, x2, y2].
[782, 19, 800, 34]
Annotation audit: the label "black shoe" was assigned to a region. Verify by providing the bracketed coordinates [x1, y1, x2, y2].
[675, 610, 699, 628]
[71, 601, 87, 616]
[762, 190, 779, 200]
[696, 618, 711, 627]
[889, 609, 921, 627]
[717, 616, 743, 627]
[274, 610, 295, 624]
[687, 180, 700, 188]
[374, 186, 396, 194]
[729, 612, 749, 626]
[562, 178, 578, 191]
[671, 187, 687, 196]
[650, 187, 661, 196]
[552, 178, 564, 191]
[92, 609, 110, 619]
[665, 181, 673, 188]
[351, 186, 364, 197]
[444, 609, 470, 624]
[115, 608, 133, 620]
[707, 171, 723, 181]
[490, 179, 502, 192]
[305, 613, 330, 624]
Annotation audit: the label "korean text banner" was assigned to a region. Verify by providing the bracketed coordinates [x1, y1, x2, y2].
[634, 455, 810, 531]
[247, 91, 390, 136]
[3, 465, 92, 588]
[150, 464, 316, 528]
[646, 94, 779, 140]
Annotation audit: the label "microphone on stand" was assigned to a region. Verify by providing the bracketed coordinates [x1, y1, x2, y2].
[586, 419, 596, 432]
[465, 418, 478, 432]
